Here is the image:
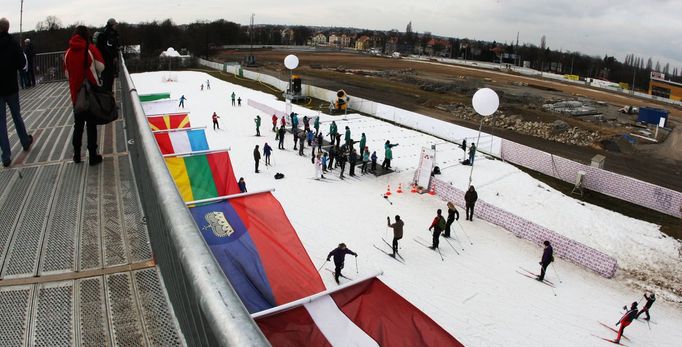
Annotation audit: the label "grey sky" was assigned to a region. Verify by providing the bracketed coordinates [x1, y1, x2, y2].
[5, 0, 681, 68]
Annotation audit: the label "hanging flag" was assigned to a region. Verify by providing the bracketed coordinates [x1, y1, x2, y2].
[190, 193, 325, 313]
[154, 129, 209, 155]
[165, 151, 240, 201]
[256, 278, 463, 347]
[148, 113, 191, 131]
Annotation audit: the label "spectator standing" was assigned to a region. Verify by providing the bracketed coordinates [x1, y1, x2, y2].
[460, 139, 467, 160]
[23, 38, 36, 87]
[212, 112, 220, 130]
[254, 115, 261, 136]
[253, 145, 261, 173]
[313, 116, 320, 135]
[263, 142, 272, 166]
[464, 186, 478, 221]
[277, 127, 286, 149]
[64, 25, 104, 166]
[361, 147, 369, 174]
[237, 97, 242, 106]
[96, 18, 119, 92]
[370, 151, 378, 172]
[231, 92, 236, 106]
[468, 143, 476, 166]
[238, 177, 247, 193]
[271, 114, 278, 131]
[0, 18, 34, 167]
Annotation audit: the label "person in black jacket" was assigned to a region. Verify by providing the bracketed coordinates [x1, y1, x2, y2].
[464, 185, 478, 221]
[0, 18, 33, 168]
[326, 243, 357, 284]
[444, 202, 459, 238]
[253, 145, 261, 173]
[537, 241, 554, 281]
[96, 18, 120, 92]
[338, 146, 348, 179]
[348, 148, 357, 176]
[23, 38, 36, 87]
[277, 126, 286, 149]
[637, 292, 656, 321]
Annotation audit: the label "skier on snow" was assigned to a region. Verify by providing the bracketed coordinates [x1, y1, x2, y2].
[637, 293, 656, 321]
[253, 145, 261, 173]
[614, 302, 638, 344]
[263, 142, 272, 166]
[444, 202, 459, 238]
[326, 243, 357, 284]
[212, 112, 220, 130]
[428, 209, 447, 249]
[387, 215, 404, 257]
[537, 240, 554, 282]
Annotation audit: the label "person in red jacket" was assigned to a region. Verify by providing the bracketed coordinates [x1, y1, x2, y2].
[428, 209, 446, 249]
[64, 26, 105, 165]
[271, 114, 278, 132]
[614, 302, 638, 344]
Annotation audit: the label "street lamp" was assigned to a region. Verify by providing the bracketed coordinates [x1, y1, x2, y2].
[468, 88, 499, 186]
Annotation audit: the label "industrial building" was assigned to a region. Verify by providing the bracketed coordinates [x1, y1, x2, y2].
[649, 74, 682, 101]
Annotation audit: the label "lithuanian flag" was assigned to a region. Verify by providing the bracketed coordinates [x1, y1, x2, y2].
[165, 151, 240, 202]
[148, 113, 191, 131]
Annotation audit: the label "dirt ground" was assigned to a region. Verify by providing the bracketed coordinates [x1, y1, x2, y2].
[213, 49, 682, 193]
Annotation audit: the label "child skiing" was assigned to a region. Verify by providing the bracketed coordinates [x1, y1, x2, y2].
[326, 243, 357, 284]
[428, 209, 447, 249]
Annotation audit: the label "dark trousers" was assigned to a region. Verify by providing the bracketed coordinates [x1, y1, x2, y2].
[445, 220, 454, 237]
[256, 126, 260, 136]
[102, 67, 115, 92]
[637, 307, 651, 320]
[392, 237, 402, 254]
[27, 65, 36, 87]
[265, 154, 270, 165]
[432, 229, 442, 248]
[361, 161, 368, 173]
[334, 263, 344, 282]
[381, 158, 391, 169]
[73, 113, 98, 157]
[328, 156, 334, 170]
[293, 137, 298, 150]
[0, 93, 31, 162]
[278, 138, 284, 149]
[339, 161, 346, 178]
[371, 160, 377, 171]
[349, 161, 356, 176]
[466, 204, 475, 220]
[213, 120, 219, 130]
[539, 263, 549, 281]
[298, 142, 304, 155]
[255, 160, 260, 173]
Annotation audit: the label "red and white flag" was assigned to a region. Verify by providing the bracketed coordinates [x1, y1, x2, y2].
[255, 277, 463, 346]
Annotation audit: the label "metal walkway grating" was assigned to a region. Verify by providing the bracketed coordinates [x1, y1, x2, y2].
[1, 82, 185, 346]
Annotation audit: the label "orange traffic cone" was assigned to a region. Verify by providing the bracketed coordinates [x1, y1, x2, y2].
[410, 183, 418, 193]
[428, 185, 436, 195]
[384, 184, 392, 196]
[396, 183, 403, 193]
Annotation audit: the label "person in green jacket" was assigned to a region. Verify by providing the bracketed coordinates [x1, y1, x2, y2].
[313, 116, 320, 135]
[359, 133, 366, 155]
[344, 126, 351, 147]
[382, 140, 399, 169]
[329, 121, 337, 142]
[254, 115, 261, 136]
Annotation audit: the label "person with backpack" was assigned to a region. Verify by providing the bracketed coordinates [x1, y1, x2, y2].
[253, 145, 261, 173]
[464, 185, 478, 221]
[614, 302, 639, 344]
[428, 209, 446, 249]
[254, 115, 261, 136]
[387, 215, 404, 257]
[277, 127, 286, 150]
[212, 112, 220, 130]
[637, 293, 656, 321]
[444, 202, 460, 238]
[263, 142, 272, 166]
[271, 114, 278, 132]
[537, 241, 554, 281]
[326, 243, 357, 284]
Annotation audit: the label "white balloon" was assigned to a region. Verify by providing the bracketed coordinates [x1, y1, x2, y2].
[472, 88, 499, 116]
[284, 54, 299, 70]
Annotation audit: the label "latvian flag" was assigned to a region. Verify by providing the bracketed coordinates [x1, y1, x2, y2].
[254, 277, 463, 346]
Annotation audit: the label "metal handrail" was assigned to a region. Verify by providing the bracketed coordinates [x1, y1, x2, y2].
[119, 54, 269, 346]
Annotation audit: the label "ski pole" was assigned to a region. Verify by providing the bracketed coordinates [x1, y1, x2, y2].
[355, 256, 359, 274]
[551, 263, 563, 283]
[435, 244, 445, 261]
[456, 221, 474, 245]
[317, 260, 328, 272]
[443, 236, 460, 255]
[450, 222, 465, 250]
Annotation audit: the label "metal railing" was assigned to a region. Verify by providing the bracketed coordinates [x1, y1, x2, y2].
[118, 54, 269, 347]
[34, 51, 67, 82]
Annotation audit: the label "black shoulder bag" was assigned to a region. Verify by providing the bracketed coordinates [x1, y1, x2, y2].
[75, 43, 118, 125]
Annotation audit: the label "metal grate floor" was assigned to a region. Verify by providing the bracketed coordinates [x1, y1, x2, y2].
[1, 82, 185, 346]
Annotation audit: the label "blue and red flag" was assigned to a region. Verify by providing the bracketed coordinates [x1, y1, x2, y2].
[190, 193, 325, 313]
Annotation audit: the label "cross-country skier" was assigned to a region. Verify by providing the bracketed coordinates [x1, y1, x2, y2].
[614, 302, 638, 344]
[637, 293, 656, 321]
[178, 95, 187, 108]
[444, 202, 460, 238]
[212, 112, 220, 130]
[200, 84, 204, 91]
[206, 79, 210, 89]
[428, 209, 446, 249]
[254, 115, 261, 136]
[326, 243, 357, 284]
[537, 240, 554, 281]
[271, 114, 278, 131]
[387, 215, 404, 257]
[464, 185, 478, 221]
[263, 142, 272, 166]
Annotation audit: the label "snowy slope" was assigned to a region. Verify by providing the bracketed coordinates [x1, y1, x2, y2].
[131, 71, 682, 346]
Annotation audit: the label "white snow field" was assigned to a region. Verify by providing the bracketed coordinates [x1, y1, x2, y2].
[132, 71, 682, 346]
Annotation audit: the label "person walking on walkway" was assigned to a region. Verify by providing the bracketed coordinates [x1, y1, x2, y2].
[65, 25, 105, 166]
[326, 243, 357, 284]
[464, 185, 478, 221]
[0, 18, 34, 167]
[253, 145, 261, 173]
[428, 209, 446, 249]
[387, 215, 404, 257]
[212, 112, 220, 130]
[263, 142, 272, 166]
[96, 18, 119, 92]
[537, 241, 554, 281]
[444, 202, 459, 238]
[23, 38, 36, 87]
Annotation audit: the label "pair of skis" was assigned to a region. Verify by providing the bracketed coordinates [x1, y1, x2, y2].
[324, 268, 352, 284]
[592, 321, 630, 345]
[373, 238, 405, 264]
[515, 267, 557, 296]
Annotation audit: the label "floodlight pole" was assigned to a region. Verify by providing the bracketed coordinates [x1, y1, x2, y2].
[468, 116, 484, 187]
[19, 0, 24, 40]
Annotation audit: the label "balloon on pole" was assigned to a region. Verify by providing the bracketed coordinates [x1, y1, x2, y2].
[472, 88, 499, 116]
[284, 54, 299, 70]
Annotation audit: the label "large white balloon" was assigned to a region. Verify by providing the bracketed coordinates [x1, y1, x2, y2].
[284, 54, 299, 70]
[472, 88, 499, 116]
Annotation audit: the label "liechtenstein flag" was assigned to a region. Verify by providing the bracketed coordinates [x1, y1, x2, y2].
[190, 193, 325, 313]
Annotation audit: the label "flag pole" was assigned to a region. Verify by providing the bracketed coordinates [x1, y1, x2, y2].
[152, 126, 207, 134]
[185, 188, 275, 206]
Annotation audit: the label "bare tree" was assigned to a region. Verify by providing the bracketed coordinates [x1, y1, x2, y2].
[36, 15, 62, 31]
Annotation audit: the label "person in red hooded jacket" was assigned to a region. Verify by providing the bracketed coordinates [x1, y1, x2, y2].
[64, 26, 105, 165]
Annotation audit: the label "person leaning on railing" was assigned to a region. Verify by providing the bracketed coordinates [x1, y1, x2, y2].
[64, 26, 105, 166]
